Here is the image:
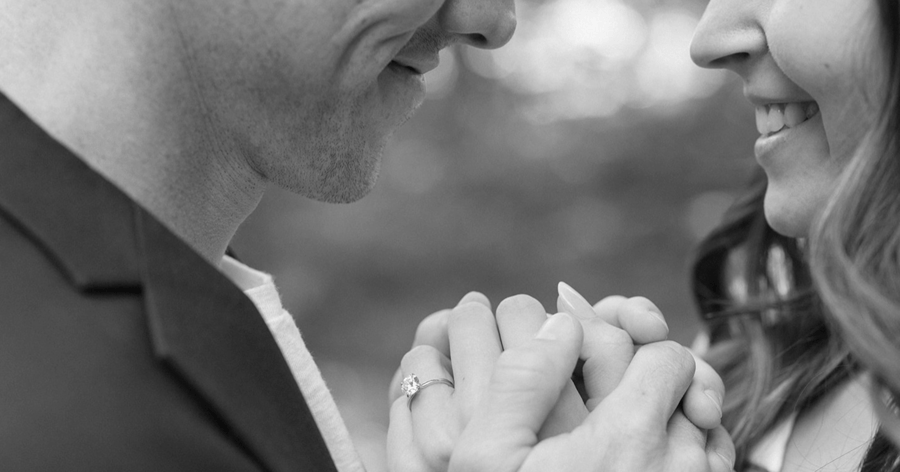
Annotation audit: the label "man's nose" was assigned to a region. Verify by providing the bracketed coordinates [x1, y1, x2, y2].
[690, 0, 765, 74]
[438, 0, 517, 49]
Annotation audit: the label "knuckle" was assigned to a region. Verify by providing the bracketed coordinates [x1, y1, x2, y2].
[592, 295, 627, 317]
[618, 404, 659, 433]
[418, 427, 457, 468]
[603, 325, 634, 347]
[654, 340, 696, 373]
[621, 296, 663, 321]
[493, 348, 557, 387]
[585, 322, 633, 351]
[400, 345, 440, 371]
[607, 409, 651, 435]
[590, 399, 656, 438]
[415, 310, 449, 339]
[449, 443, 498, 472]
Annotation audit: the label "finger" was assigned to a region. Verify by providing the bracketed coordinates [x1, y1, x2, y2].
[599, 341, 696, 429]
[457, 291, 491, 310]
[448, 300, 502, 421]
[579, 317, 635, 409]
[558, 283, 636, 409]
[400, 291, 489, 398]
[691, 329, 711, 356]
[706, 425, 736, 472]
[681, 352, 724, 430]
[666, 411, 711, 471]
[401, 345, 455, 416]
[400, 345, 458, 469]
[497, 295, 586, 438]
[387, 396, 429, 472]
[412, 309, 452, 353]
[595, 296, 669, 345]
[496, 295, 547, 350]
[591, 295, 627, 325]
[389, 309, 453, 404]
[450, 313, 584, 471]
[390, 368, 404, 403]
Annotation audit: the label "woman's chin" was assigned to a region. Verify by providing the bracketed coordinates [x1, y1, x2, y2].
[764, 190, 814, 238]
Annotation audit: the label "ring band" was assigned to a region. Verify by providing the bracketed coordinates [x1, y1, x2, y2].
[401, 374, 454, 410]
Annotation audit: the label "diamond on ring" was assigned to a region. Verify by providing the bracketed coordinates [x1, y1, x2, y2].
[400, 374, 454, 410]
[401, 374, 420, 398]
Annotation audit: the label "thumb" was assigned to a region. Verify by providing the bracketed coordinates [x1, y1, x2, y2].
[449, 313, 583, 472]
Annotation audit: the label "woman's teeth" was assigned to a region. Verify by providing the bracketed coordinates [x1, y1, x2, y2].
[755, 102, 819, 136]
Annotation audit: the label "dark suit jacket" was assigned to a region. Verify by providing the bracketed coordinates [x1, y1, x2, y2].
[0, 93, 339, 471]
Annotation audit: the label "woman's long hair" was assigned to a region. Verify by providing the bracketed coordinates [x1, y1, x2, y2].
[690, 172, 853, 469]
[810, 0, 900, 451]
[691, 1, 900, 469]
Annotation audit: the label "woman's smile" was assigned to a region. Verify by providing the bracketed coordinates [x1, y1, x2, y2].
[753, 109, 825, 169]
[755, 101, 819, 137]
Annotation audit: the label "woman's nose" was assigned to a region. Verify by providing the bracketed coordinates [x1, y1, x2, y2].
[439, 0, 517, 49]
[690, 0, 766, 73]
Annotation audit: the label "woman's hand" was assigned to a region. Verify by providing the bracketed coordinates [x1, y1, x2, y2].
[388, 310, 735, 471]
[387, 294, 504, 471]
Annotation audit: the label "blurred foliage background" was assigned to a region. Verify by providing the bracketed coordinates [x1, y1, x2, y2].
[232, 0, 759, 469]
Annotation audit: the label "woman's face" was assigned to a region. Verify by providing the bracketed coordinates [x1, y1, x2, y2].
[691, 0, 889, 237]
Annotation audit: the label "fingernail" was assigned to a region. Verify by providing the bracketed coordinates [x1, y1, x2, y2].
[715, 451, 735, 471]
[557, 282, 595, 319]
[704, 389, 723, 419]
[536, 312, 573, 340]
[645, 309, 669, 335]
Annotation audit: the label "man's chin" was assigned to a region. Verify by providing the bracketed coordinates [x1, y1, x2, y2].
[286, 151, 382, 204]
[307, 175, 378, 204]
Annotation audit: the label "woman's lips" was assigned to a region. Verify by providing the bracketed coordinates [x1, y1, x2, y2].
[754, 108, 824, 166]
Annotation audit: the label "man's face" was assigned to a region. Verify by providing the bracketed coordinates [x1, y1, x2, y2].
[167, 0, 515, 203]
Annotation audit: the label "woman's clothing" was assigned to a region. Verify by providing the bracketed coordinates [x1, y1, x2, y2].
[746, 413, 797, 472]
[743, 377, 877, 472]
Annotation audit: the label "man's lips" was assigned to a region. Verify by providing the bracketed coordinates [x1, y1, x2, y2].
[389, 60, 422, 75]
[389, 54, 440, 76]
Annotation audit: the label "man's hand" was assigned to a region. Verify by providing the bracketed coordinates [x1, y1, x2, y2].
[449, 313, 735, 471]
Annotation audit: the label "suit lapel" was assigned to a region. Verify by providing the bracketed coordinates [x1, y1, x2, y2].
[0, 93, 338, 472]
[137, 210, 338, 472]
[0, 94, 140, 289]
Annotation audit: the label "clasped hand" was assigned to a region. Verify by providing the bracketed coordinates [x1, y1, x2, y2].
[387, 285, 735, 472]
